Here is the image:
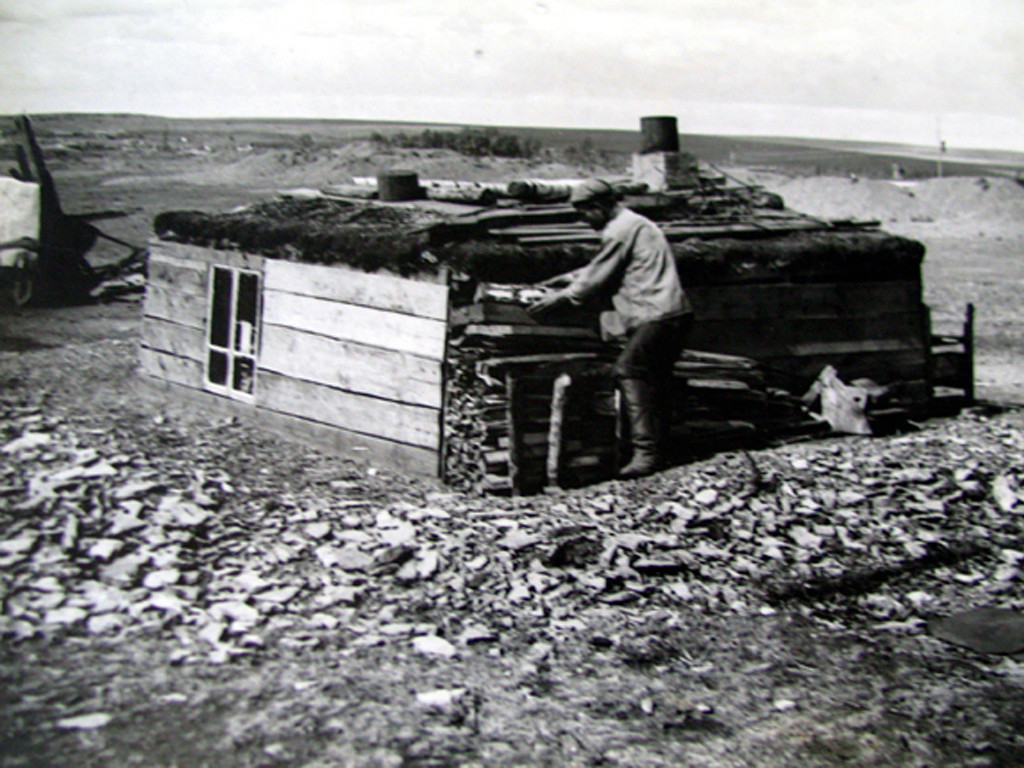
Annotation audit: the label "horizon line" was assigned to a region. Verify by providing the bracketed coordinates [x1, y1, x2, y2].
[6, 110, 1024, 163]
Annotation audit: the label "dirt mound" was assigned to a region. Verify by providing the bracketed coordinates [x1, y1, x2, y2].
[912, 176, 1024, 228]
[773, 175, 1024, 236]
[773, 176, 922, 223]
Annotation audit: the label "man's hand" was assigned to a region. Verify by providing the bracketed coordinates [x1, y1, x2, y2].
[527, 289, 569, 317]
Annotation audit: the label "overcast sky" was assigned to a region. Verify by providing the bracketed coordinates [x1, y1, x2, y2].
[2, 0, 1023, 152]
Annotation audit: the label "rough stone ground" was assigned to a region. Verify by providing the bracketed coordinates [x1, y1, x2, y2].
[2, 121, 1024, 766]
[2, 306, 1024, 768]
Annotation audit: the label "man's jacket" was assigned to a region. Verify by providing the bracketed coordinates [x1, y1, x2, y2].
[564, 207, 691, 337]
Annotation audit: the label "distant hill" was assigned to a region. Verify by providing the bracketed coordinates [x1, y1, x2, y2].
[3, 112, 1023, 181]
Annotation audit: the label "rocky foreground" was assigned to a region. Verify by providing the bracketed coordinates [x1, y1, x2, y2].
[2, 340, 1023, 662]
[2, 337, 1024, 767]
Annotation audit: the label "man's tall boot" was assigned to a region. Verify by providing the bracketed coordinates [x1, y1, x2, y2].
[618, 378, 660, 479]
[652, 376, 674, 461]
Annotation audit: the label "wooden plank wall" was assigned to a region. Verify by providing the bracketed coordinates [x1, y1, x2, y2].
[686, 280, 930, 390]
[259, 258, 449, 475]
[140, 242, 449, 477]
[141, 242, 238, 390]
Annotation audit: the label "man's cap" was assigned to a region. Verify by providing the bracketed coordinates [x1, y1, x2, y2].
[570, 178, 616, 206]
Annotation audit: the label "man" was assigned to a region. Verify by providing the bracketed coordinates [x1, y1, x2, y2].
[528, 178, 692, 478]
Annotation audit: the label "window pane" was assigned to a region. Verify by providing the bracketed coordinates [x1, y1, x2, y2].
[233, 356, 255, 394]
[209, 267, 233, 348]
[237, 272, 259, 325]
[208, 350, 229, 386]
[234, 320, 255, 355]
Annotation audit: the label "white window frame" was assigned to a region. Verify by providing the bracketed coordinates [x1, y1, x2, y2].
[204, 265, 261, 402]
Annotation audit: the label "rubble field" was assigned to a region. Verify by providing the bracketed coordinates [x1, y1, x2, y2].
[2, 314, 1024, 767]
[2, 117, 1024, 766]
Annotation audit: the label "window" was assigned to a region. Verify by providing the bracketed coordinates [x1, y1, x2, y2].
[205, 266, 260, 399]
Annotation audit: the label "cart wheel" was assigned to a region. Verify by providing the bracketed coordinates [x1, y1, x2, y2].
[11, 267, 34, 307]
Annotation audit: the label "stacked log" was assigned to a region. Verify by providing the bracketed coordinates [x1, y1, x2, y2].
[441, 346, 502, 493]
[441, 337, 825, 495]
[424, 185, 498, 206]
[443, 315, 609, 494]
[321, 184, 379, 200]
[506, 180, 574, 204]
[442, 346, 621, 495]
[671, 375, 829, 448]
[543, 370, 619, 490]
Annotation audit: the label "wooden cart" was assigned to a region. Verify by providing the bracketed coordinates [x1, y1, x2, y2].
[1, 115, 141, 306]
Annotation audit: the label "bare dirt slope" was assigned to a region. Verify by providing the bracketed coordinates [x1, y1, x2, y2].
[2, 123, 1024, 767]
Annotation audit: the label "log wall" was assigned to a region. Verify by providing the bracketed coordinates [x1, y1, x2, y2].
[140, 242, 450, 476]
[685, 279, 929, 391]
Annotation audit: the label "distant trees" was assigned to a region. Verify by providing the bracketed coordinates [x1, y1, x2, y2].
[370, 127, 542, 159]
[563, 137, 594, 161]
